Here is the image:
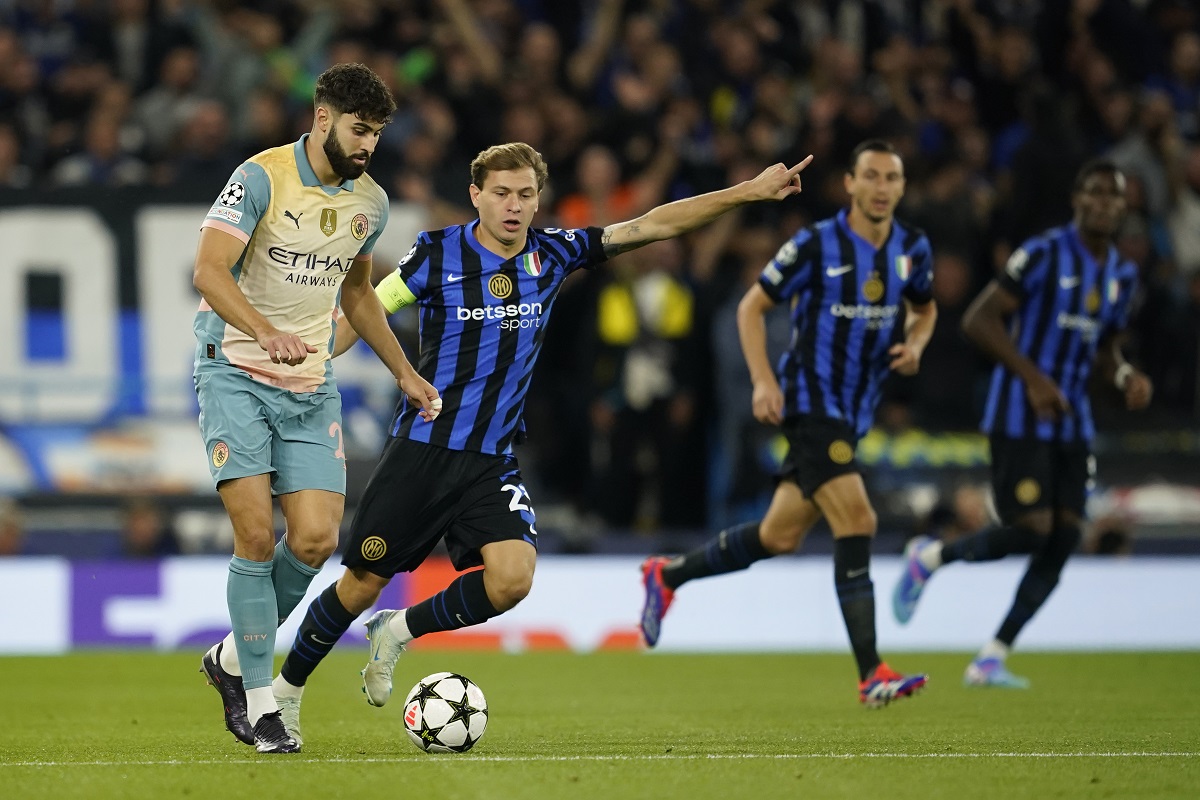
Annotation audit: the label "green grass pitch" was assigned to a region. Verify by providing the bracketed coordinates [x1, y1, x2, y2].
[1, 651, 1196, 799]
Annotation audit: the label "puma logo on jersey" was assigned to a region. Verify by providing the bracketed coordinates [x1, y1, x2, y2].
[284, 210, 303, 229]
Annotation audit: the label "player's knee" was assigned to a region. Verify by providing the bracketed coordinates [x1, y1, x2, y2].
[759, 522, 805, 554]
[340, 568, 387, 614]
[484, 565, 534, 612]
[856, 506, 878, 535]
[834, 504, 877, 537]
[287, 529, 339, 566]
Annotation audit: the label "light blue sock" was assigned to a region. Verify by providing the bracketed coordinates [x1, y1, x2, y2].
[228, 556, 277, 690]
[272, 537, 321, 624]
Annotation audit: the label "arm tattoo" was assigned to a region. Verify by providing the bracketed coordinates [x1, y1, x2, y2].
[601, 224, 643, 257]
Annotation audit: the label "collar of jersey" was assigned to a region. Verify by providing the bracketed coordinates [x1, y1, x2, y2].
[835, 207, 896, 252]
[293, 134, 355, 193]
[1066, 222, 1117, 275]
[464, 218, 536, 262]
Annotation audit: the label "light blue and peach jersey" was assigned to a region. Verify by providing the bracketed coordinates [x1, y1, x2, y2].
[193, 134, 389, 392]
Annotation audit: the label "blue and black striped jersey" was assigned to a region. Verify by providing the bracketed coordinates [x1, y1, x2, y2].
[982, 224, 1137, 443]
[389, 221, 606, 454]
[758, 208, 934, 439]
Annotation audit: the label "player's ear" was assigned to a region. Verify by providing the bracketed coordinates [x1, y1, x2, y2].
[469, 183, 481, 208]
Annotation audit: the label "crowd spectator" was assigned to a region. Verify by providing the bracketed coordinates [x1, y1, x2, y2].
[2, 0, 1198, 529]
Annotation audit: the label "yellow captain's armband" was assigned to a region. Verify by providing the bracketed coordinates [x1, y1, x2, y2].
[376, 271, 417, 314]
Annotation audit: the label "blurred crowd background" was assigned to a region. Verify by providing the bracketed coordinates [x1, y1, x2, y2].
[1, 0, 1198, 558]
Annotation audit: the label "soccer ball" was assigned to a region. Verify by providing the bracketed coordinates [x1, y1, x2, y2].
[402, 672, 488, 753]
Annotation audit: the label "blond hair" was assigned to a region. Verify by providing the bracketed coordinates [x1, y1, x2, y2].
[470, 142, 548, 192]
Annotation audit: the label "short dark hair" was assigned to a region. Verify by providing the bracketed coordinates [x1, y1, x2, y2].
[314, 63, 396, 124]
[470, 142, 549, 191]
[848, 139, 899, 174]
[1073, 159, 1124, 192]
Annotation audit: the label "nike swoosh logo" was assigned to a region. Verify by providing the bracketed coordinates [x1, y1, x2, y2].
[826, 264, 854, 277]
[455, 613, 467, 625]
[1059, 276, 1081, 289]
[447, 273, 464, 282]
[311, 635, 334, 645]
[847, 567, 869, 578]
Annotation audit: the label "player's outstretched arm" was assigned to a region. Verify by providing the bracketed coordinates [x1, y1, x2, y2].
[600, 156, 814, 258]
[193, 227, 316, 366]
[341, 258, 440, 420]
[963, 281, 1068, 420]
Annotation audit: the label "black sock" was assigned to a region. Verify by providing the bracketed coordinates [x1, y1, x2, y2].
[406, 569, 500, 639]
[661, 522, 772, 590]
[941, 525, 1042, 565]
[280, 583, 358, 687]
[996, 523, 1080, 645]
[834, 535, 880, 681]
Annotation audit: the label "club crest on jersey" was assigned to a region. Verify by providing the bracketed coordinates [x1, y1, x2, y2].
[351, 213, 368, 240]
[862, 272, 884, 303]
[361, 536, 387, 561]
[320, 208, 337, 237]
[1086, 287, 1101, 314]
[489, 274, 514, 299]
[518, 251, 542, 276]
[894, 254, 912, 281]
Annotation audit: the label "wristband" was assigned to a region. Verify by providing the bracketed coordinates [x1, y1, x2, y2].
[1114, 363, 1134, 391]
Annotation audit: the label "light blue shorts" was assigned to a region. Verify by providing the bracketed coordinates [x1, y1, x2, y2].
[194, 365, 345, 495]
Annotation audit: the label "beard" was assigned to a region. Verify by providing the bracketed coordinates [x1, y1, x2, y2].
[857, 196, 890, 224]
[324, 130, 370, 180]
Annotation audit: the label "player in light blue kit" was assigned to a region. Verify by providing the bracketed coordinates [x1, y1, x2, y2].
[192, 63, 439, 753]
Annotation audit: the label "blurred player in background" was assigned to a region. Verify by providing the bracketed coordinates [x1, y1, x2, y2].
[639, 140, 937, 708]
[191, 63, 438, 753]
[892, 160, 1152, 688]
[269, 142, 812, 744]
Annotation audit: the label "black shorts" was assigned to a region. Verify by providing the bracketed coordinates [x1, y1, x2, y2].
[989, 435, 1094, 524]
[777, 415, 861, 498]
[342, 437, 537, 577]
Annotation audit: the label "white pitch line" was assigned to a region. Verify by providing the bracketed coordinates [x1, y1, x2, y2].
[2, 752, 1197, 768]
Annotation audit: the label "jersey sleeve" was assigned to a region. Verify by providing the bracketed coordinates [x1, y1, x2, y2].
[758, 229, 815, 303]
[902, 235, 934, 304]
[357, 200, 389, 257]
[201, 162, 270, 243]
[996, 239, 1049, 299]
[1105, 261, 1139, 337]
[394, 234, 434, 301]
[375, 268, 417, 314]
[544, 227, 607, 274]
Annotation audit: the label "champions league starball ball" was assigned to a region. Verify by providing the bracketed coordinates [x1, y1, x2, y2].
[401, 672, 488, 753]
